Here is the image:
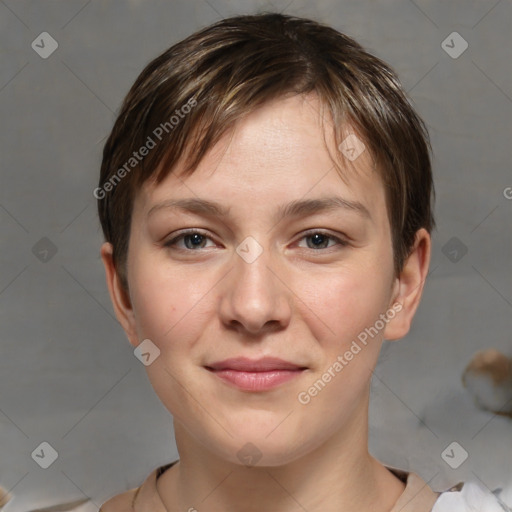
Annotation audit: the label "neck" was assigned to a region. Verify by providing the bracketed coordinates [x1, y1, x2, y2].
[157, 395, 405, 512]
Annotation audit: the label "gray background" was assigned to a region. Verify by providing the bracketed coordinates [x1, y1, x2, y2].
[1, 0, 511, 510]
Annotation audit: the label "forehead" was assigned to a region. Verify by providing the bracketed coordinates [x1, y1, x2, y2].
[134, 94, 387, 225]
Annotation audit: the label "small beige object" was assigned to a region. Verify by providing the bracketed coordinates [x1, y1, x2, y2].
[0, 487, 12, 509]
[462, 348, 512, 417]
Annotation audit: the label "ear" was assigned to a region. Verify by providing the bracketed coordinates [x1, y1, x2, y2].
[100, 242, 139, 348]
[383, 228, 431, 341]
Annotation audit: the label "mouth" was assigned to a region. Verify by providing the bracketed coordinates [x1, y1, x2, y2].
[205, 357, 308, 392]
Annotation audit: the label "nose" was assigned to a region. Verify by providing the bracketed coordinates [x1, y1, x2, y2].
[218, 241, 292, 336]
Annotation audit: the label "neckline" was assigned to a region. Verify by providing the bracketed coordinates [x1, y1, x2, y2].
[150, 460, 440, 512]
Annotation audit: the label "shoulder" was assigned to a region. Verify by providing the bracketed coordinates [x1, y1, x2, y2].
[432, 480, 511, 512]
[386, 465, 511, 512]
[99, 487, 140, 512]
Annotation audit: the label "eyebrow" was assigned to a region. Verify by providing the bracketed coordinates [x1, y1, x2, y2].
[147, 196, 371, 223]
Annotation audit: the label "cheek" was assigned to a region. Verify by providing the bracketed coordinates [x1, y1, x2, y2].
[129, 259, 214, 347]
[298, 265, 390, 350]
[292, 270, 389, 431]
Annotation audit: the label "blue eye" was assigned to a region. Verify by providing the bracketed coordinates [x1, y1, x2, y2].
[164, 230, 214, 250]
[164, 230, 348, 251]
[298, 231, 349, 250]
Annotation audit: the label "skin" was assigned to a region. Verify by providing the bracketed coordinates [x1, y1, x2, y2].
[101, 93, 431, 511]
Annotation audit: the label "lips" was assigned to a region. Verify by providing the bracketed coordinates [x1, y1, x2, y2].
[205, 357, 307, 391]
[207, 357, 305, 372]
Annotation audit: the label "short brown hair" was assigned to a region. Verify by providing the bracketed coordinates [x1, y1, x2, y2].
[97, 12, 435, 292]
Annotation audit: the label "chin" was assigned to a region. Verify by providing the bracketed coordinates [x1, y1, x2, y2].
[218, 439, 309, 468]
[195, 418, 316, 468]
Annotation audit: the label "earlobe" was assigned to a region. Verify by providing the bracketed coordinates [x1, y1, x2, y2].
[100, 242, 139, 347]
[383, 228, 431, 341]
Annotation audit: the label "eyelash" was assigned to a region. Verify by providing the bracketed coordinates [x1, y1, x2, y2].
[164, 229, 349, 252]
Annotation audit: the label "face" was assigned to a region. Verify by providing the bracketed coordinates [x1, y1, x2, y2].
[103, 94, 428, 467]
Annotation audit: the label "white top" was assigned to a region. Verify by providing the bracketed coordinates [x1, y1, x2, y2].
[432, 480, 511, 511]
